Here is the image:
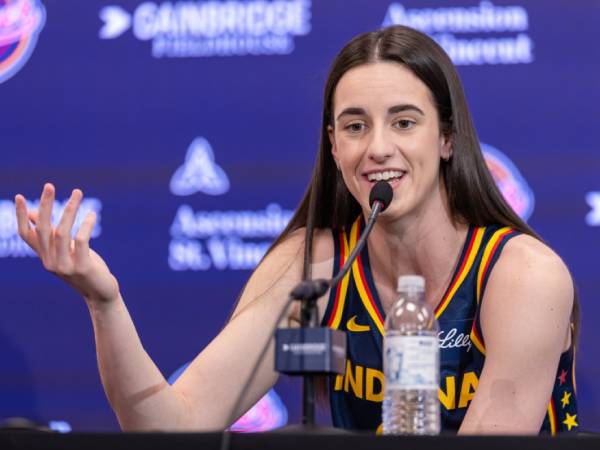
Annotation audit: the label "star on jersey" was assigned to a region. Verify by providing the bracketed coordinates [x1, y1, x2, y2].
[562, 412, 578, 431]
[558, 369, 567, 386]
[561, 391, 572, 409]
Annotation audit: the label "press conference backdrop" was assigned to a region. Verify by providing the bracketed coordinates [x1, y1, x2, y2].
[1, 0, 598, 432]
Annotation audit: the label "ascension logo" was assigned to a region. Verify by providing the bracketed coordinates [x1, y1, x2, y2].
[0, 0, 45, 84]
[168, 136, 293, 271]
[170, 137, 230, 196]
[481, 143, 534, 221]
[383, 1, 534, 66]
[99, 0, 312, 58]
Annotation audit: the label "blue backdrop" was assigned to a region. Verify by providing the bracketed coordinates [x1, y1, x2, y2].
[1, 0, 598, 431]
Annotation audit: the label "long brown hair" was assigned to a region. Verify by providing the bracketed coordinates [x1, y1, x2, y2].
[268, 24, 579, 392]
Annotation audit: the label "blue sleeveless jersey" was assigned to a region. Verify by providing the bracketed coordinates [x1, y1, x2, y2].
[321, 217, 578, 434]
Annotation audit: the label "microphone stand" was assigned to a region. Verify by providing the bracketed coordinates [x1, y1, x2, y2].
[299, 287, 321, 428]
[280, 199, 386, 428]
[221, 182, 391, 450]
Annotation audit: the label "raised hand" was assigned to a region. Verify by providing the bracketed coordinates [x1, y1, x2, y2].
[15, 183, 120, 304]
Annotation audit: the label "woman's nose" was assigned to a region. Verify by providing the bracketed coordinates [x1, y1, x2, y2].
[366, 128, 394, 162]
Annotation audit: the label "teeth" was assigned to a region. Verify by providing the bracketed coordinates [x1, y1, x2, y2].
[367, 170, 404, 181]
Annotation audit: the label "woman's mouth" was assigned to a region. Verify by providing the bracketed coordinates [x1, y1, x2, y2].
[364, 170, 406, 188]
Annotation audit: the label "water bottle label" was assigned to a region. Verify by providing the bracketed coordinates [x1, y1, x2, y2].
[384, 336, 439, 391]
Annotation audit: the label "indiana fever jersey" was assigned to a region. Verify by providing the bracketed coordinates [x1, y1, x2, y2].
[321, 217, 578, 434]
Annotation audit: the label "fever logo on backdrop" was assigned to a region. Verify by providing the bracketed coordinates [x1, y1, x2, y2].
[0, 0, 45, 84]
[481, 142, 535, 221]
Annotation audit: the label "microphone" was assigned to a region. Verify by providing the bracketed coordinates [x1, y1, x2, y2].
[331, 180, 393, 287]
[291, 181, 394, 301]
[274, 181, 394, 428]
[369, 179, 394, 211]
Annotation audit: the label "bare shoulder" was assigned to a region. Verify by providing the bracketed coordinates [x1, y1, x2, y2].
[495, 234, 573, 299]
[234, 227, 335, 318]
[251, 227, 334, 278]
[311, 227, 335, 278]
[481, 233, 574, 349]
[236, 228, 305, 312]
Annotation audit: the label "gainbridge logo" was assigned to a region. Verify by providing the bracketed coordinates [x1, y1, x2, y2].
[99, 0, 312, 58]
[0, 0, 45, 84]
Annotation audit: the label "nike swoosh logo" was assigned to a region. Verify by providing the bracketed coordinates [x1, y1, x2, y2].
[346, 315, 370, 332]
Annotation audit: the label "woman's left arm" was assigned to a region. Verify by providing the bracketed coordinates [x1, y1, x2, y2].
[459, 234, 574, 434]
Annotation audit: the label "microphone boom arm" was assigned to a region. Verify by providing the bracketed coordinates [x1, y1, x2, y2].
[290, 199, 384, 303]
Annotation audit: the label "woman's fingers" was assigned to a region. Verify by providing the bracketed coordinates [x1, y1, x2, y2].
[15, 194, 30, 235]
[36, 183, 55, 259]
[17, 185, 94, 275]
[18, 187, 115, 302]
[15, 194, 39, 252]
[55, 189, 83, 267]
[28, 210, 38, 224]
[74, 211, 96, 266]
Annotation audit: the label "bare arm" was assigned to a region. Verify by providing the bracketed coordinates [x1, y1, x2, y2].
[16, 184, 333, 431]
[91, 237, 305, 430]
[458, 235, 573, 434]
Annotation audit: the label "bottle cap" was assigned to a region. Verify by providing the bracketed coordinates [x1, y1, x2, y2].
[397, 275, 425, 292]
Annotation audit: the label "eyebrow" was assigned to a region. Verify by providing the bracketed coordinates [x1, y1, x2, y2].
[336, 104, 425, 121]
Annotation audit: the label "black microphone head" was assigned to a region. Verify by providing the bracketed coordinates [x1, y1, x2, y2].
[369, 181, 393, 212]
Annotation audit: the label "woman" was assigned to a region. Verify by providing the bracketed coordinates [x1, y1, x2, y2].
[14, 26, 578, 434]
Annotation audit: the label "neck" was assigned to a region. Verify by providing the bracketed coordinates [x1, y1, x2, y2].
[365, 199, 468, 310]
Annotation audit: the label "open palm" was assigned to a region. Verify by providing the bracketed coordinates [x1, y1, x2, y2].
[15, 183, 119, 303]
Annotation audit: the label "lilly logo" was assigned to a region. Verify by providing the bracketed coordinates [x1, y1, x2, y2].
[481, 143, 535, 221]
[0, 0, 45, 84]
[170, 137, 230, 196]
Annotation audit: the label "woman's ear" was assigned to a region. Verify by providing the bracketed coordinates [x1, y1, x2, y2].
[440, 133, 453, 161]
[328, 125, 339, 167]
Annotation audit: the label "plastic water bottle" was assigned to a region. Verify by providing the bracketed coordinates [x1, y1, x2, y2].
[382, 275, 440, 435]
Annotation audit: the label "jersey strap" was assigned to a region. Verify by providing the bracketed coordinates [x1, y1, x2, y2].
[469, 226, 520, 354]
[323, 228, 351, 329]
[435, 226, 486, 319]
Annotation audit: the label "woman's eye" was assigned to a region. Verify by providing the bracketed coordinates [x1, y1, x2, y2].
[346, 122, 365, 133]
[395, 119, 415, 129]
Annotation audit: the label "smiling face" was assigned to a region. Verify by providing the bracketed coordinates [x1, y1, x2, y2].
[329, 61, 452, 222]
